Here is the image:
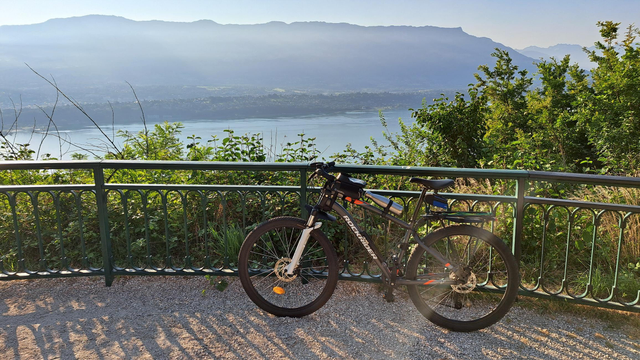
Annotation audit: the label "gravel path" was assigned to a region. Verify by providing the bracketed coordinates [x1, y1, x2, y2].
[1, 276, 639, 359]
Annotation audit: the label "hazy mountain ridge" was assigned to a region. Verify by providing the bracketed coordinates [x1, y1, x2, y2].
[516, 44, 596, 69]
[0, 15, 537, 97]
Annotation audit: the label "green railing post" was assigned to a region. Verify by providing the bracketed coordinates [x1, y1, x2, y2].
[94, 165, 114, 286]
[512, 177, 526, 262]
[300, 167, 308, 217]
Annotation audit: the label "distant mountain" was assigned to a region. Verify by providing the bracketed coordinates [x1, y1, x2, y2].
[0, 15, 537, 101]
[516, 44, 596, 69]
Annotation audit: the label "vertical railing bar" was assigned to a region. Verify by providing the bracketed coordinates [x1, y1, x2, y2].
[612, 213, 627, 301]
[142, 191, 152, 268]
[76, 191, 89, 269]
[94, 164, 114, 286]
[489, 202, 497, 238]
[279, 192, 285, 217]
[259, 191, 267, 223]
[587, 211, 602, 297]
[31, 192, 47, 272]
[54, 191, 68, 269]
[162, 191, 172, 268]
[513, 177, 526, 262]
[561, 208, 575, 293]
[121, 190, 133, 268]
[203, 190, 211, 269]
[9, 193, 25, 272]
[182, 190, 191, 268]
[241, 191, 247, 238]
[221, 191, 229, 268]
[300, 168, 308, 218]
[539, 206, 549, 289]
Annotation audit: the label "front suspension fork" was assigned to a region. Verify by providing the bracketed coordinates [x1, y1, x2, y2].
[284, 219, 323, 275]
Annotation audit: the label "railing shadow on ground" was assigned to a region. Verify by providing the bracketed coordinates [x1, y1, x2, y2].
[1, 277, 639, 360]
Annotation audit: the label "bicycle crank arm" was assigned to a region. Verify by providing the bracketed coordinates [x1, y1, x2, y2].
[284, 221, 323, 275]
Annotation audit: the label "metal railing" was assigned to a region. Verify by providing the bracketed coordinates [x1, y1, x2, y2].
[0, 160, 638, 312]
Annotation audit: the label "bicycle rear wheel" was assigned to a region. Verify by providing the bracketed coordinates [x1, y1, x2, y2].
[406, 225, 519, 332]
[238, 217, 339, 317]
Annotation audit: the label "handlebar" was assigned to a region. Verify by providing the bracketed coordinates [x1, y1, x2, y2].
[308, 161, 336, 182]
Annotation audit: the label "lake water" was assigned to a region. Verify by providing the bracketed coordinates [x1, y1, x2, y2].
[8, 110, 414, 160]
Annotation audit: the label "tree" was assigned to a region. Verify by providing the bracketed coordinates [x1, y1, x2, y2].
[526, 55, 596, 171]
[583, 21, 640, 172]
[475, 49, 533, 169]
[411, 88, 487, 168]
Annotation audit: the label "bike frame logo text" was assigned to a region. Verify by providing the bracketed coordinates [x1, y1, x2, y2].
[342, 215, 377, 260]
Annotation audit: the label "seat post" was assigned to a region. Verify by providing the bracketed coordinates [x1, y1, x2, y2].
[409, 187, 429, 227]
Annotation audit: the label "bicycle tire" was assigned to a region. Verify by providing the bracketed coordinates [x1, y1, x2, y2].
[406, 225, 519, 332]
[238, 217, 339, 317]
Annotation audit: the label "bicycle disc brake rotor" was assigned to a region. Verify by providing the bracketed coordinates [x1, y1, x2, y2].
[450, 271, 477, 294]
[274, 258, 298, 282]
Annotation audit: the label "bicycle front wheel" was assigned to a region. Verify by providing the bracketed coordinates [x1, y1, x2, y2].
[406, 225, 519, 332]
[238, 217, 339, 317]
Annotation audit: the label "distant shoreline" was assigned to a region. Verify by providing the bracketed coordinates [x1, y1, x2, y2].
[2, 92, 444, 132]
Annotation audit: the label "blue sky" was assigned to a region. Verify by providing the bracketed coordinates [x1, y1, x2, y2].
[1, 0, 638, 48]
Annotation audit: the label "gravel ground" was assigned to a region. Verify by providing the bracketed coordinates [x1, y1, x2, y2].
[1, 276, 639, 360]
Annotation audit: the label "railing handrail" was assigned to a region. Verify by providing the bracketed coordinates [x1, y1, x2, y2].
[2, 160, 640, 188]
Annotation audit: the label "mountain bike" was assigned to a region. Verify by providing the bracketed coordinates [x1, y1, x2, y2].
[238, 162, 519, 332]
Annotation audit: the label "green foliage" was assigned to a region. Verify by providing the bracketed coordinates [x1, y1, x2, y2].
[116, 121, 185, 161]
[210, 224, 245, 267]
[526, 55, 596, 171]
[582, 22, 640, 172]
[210, 130, 266, 162]
[476, 49, 533, 159]
[0, 142, 35, 161]
[411, 89, 487, 168]
[277, 133, 319, 162]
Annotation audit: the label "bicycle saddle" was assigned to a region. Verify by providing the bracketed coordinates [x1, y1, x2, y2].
[409, 177, 454, 190]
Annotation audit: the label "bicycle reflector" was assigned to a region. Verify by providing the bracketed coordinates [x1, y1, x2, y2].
[273, 286, 286, 295]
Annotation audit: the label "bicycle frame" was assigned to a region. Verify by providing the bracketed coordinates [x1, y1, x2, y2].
[289, 187, 459, 287]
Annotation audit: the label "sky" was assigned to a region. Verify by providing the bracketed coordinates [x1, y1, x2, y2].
[0, 0, 638, 49]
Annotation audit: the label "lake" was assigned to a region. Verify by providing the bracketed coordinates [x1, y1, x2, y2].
[7, 110, 414, 160]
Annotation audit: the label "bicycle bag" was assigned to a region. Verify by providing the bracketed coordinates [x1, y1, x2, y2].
[426, 194, 448, 210]
[334, 173, 366, 200]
